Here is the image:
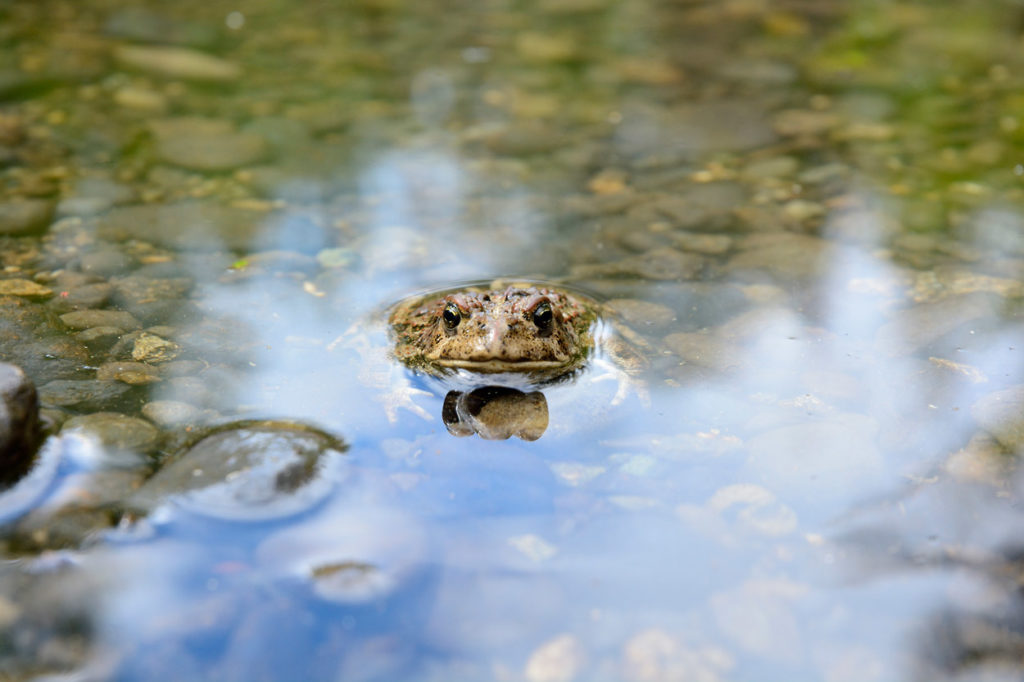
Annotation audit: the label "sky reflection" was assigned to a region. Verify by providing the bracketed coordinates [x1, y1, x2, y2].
[4, 0, 1024, 680]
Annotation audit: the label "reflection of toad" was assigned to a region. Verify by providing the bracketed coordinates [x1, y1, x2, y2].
[442, 387, 548, 441]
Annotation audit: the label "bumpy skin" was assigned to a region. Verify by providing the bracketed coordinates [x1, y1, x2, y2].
[388, 285, 599, 377]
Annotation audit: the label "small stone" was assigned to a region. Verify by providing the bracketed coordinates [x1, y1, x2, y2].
[875, 295, 996, 357]
[772, 108, 841, 137]
[587, 168, 629, 195]
[671, 231, 733, 255]
[282, 101, 350, 134]
[781, 199, 826, 223]
[833, 121, 895, 141]
[971, 385, 1024, 452]
[113, 45, 241, 83]
[0, 199, 55, 235]
[148, 116, 235, 138]
[113, 86, 169, 113]
[37, 380, 131, 411]
[258, 507, 424, 605]
[241, 117, 312, 155]
[719, 59, 797, 85]
[155, 130, 268, 172]
[162, 376, 216, 407]
[798, 163, 848, 185]
[146, 325, 177, 338]
[742, 156, 799, 179]
[960, 207, 1024, 256]
[109, 276, 193, 324]
[242, 250, 318, 274]
[47, 279, 111, 310]
[95, 202, 290, 252]
[75, 326, 124, 349]
[727, 233, 840, 279]
[56, 178, 135, 218]
[572, 247, 705, 281]
[0, 595, 19, 628]
[131, 333, 180, 363]
[95, 361, 161, 385]
[606, 299, 676, 331]
[944, 432, 1014, 485]
[62, 412, 160, 455]
[59, 309, 142, 331]
[0, 279, 52, 299]
[316, 248, 356, 269]
[615, 57, 685, 86]
[615, 100, 777, 160]
[160, 360, 205, 377]
[141, 400, 203, 427]
[664, 332, 742, 371]
[79, 248, 136, 277]
[0, 298, 90, 383]
[516, 32, 579, 62]
[482, 122, 564, 156]
[649, 182, 746, 229]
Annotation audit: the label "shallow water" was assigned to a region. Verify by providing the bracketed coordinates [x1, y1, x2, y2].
[2, 0, 1024, 680]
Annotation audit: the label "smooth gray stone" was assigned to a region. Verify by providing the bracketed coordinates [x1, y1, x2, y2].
[0, 362, 41, 482]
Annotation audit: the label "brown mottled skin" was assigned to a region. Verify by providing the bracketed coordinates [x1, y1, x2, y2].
[388, 285, 599, 377]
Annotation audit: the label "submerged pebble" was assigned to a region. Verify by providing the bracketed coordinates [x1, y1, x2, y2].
[155, 129, 269, 173]
[874, 294, 996, 357]
[0, 280, 52, 299]
[606, 299, 676, 331]
[971, 386, 1024, 452]
[95, 203, 277, 252]
[50, 282, 114, 311]
[130, 422, 347, 520]
[0, 199, 55, 235]
[59, 309, 142, 332]
[256, 506, 427, 604]
[57, 179, 135, 218]
[140, 400, 204, 427]
[572, 247, 705, 280]
[79, 247, 136, 277]
[113, 45, 241, 82]
[727, 233, 842, 280]
[95, 361, 160, 385]
[131, 333, 180, 363]
[37, 380, 131, 411]
[61, 412, 160, 457]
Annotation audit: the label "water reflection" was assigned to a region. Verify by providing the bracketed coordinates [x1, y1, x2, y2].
[4, 0, 1024, 679]
[443, 386, 549, 440]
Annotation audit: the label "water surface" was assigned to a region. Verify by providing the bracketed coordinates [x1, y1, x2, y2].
[1, 1, 1024, 680]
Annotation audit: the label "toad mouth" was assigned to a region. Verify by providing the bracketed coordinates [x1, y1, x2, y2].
[435, 358, 567, 372]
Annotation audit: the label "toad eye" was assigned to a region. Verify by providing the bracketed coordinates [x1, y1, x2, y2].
[442, 303, 462, 330]
[532, 301, 553, 333]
